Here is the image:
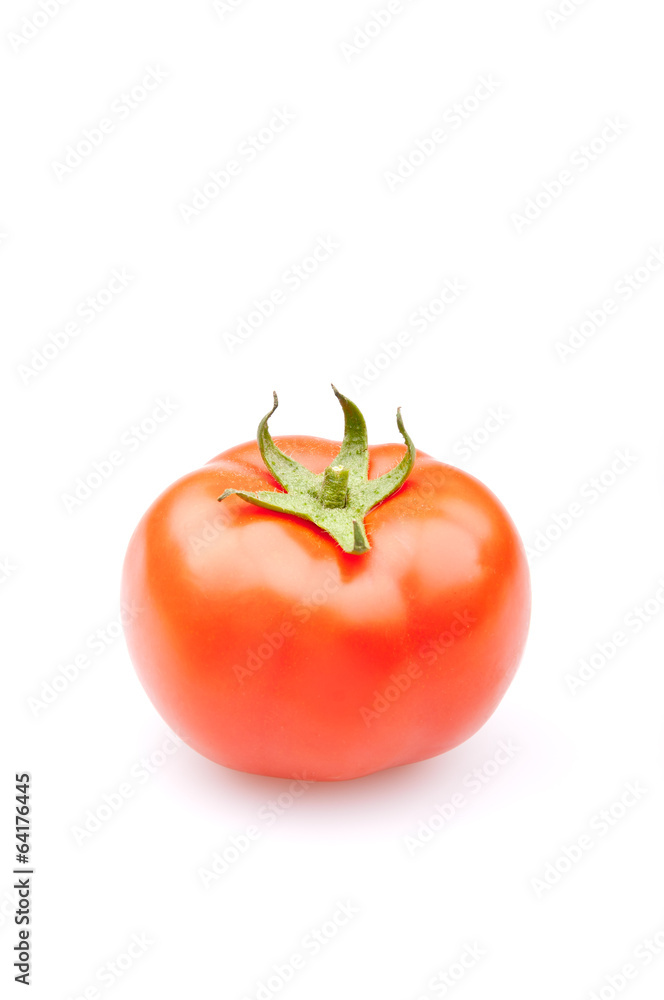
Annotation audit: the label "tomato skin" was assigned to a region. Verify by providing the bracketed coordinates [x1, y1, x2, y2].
[121, 435, 530, 781]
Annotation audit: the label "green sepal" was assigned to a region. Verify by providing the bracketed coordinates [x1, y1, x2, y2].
[218, 385, 415, 554]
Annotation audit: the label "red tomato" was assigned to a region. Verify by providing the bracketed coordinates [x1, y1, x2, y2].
[121, 392, 530, 781]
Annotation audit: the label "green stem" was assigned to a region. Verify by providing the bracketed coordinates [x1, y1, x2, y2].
[321, 466, 349, 508]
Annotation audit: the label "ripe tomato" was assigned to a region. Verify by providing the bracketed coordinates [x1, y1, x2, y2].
[121, 388, 530, 781]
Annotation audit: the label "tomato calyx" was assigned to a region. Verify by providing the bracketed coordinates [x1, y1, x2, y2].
[217, 384, 416, 554]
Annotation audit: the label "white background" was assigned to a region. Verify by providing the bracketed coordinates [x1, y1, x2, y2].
[2, 1, 663, 998]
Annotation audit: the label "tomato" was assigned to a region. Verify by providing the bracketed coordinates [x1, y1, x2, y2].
[121, 388, 530, 781]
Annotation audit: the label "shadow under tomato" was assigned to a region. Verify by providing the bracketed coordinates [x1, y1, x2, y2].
[166, 701, 542, 841]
